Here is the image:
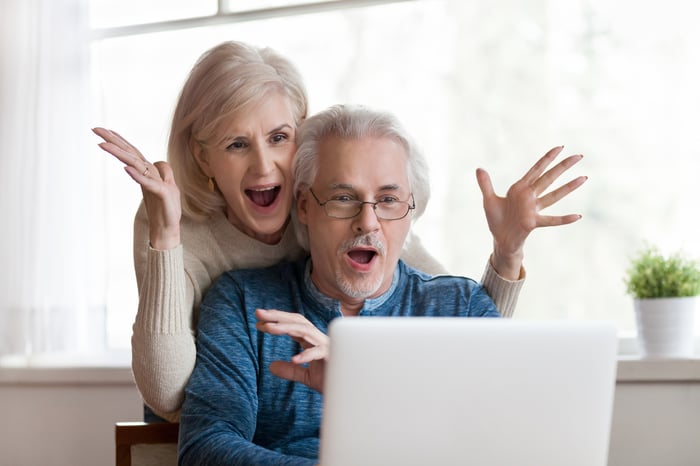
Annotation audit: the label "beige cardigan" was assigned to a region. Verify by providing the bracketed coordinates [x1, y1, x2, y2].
[130, 202, 524, 421]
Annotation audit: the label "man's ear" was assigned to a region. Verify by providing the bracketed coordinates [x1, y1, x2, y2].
[296, 187, 310, 226]
[189, 136, 212, 177]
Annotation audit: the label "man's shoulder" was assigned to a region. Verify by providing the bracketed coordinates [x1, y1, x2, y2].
[399, 260, 480, 288]
[201, 258, 308, 313]
[210, 258, 306, 295]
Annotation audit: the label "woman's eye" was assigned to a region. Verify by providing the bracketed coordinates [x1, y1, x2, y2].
[271, 133, 288, 143]
[226, 140, 247, 151]
[333, 195, 354, 202]
[379, 196, 399, 204]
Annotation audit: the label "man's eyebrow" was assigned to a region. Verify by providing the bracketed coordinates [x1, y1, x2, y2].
[328, 183, 401, 191]
[328, 183, 354, 190]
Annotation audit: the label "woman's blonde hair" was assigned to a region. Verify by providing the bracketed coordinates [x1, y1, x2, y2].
[168, 41, 308, 220]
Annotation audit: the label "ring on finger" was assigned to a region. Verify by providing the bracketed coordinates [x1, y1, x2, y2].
[142, 164, 150, 176]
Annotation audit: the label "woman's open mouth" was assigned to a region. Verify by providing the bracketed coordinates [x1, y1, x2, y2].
[245, 186, 281, 207]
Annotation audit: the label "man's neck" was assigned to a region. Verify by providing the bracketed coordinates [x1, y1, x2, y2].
[340, 302, 363, 316]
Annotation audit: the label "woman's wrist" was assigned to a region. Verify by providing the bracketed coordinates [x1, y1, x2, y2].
[150, 226, 181, 250]
[490, 247, 524, 281]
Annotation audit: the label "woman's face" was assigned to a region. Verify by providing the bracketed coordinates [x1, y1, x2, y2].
[199, 90, 297, 244]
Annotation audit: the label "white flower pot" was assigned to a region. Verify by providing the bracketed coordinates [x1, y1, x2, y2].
[634, 296, 697, 358]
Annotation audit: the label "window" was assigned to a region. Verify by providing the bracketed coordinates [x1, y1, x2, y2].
[3, 0, 699, 363]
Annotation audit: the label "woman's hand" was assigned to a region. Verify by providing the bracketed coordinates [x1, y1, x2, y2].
[476, 146, 587, 280]
[93, 127, 182, 250]
[255, 309, 329, 393]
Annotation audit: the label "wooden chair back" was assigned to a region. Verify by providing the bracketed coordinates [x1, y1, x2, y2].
[115, 421, 179, 466]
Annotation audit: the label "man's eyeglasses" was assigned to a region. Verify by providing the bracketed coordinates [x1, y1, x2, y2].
[308, 188, 415, 220]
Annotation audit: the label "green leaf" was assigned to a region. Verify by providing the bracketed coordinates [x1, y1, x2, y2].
[624, 245, 700, 298]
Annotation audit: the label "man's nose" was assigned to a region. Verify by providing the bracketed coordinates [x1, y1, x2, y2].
[352, 202, 380, 233]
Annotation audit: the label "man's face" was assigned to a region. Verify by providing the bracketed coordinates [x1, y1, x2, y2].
[297, 135, 413, 310]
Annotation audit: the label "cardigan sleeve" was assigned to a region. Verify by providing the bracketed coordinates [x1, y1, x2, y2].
[480, 259, 525, 318]
[131, 201, 195, 421]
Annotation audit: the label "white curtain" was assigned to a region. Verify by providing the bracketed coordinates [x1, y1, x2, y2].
[0, 0, 107, 362]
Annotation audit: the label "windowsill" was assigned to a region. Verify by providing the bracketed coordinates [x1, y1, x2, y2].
[0, 366, 135, 386]
[616, 357, 700, 382]
[0, 349, 134, 386]
[1, 355, 699, 386]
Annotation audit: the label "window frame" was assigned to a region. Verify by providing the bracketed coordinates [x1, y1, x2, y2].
[4, 0, 696, 368]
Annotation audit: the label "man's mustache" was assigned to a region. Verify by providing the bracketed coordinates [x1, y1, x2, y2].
[340, 234, 386, 256]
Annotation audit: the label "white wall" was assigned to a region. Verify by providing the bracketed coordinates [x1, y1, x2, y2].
[1, 362, 699, 466]
[0, 368, 142, 466]
[610, 382, 700, 466]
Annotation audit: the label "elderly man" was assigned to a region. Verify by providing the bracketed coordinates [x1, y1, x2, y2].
[178, 105, 584, 465]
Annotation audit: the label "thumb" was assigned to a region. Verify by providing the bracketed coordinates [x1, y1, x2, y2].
[269, 361, 306, 383]
[154, 161, 175, 183]
[475, 168, 495, 199]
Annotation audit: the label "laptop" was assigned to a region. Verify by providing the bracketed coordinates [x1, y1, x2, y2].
[319, 317, 618, 466]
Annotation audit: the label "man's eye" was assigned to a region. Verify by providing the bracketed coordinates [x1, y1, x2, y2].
[332, 195, 355, 203]
[379, 197, 399, 204]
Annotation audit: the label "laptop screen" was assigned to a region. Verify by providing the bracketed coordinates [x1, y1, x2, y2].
[319, 317, 618, 466]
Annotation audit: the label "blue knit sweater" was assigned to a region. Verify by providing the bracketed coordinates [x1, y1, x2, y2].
[178, 258, 499, 465]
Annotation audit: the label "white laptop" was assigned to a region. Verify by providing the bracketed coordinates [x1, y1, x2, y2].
[319, 317, 618, 466]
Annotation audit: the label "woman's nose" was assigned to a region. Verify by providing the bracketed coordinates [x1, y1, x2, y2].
[250, 145, 274, 175]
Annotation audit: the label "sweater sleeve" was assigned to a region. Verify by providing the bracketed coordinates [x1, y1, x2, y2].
[178, 280, 316, 466]
[480, 259, 525, 318]
[131, 202, 195, 421]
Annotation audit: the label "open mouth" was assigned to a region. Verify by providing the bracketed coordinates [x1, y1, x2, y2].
[245, 186, 281, 207]
[347, 249, 377, 265]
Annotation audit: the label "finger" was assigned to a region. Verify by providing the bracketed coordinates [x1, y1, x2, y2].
[93, 127, 125, 146]
[93, 127, 148, 164]
[98, 141, 151, 172]
[92, 127, 114, 143]
[475, 168, 495, 199]
[537, 175, 587, 210]
[255, 308, 302, 323]
[269, 361, 307, 384]
[98, 127, 140, 153]
[536, 213, 583, 228]
[533, 154, 583, 194]
[521, 146, 565, 183]
[123, 165, 160, 187]
[255, 309, 317, 330]
[291, 344, 328, 364]
[153, 161, 175, 183]
[258, 321, 327, 347]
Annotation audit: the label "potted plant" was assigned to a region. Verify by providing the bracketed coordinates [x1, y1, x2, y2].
[624, 245, 700, 358]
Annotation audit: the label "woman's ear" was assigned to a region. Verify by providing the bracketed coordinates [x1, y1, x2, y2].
[189, 136, 212, 177]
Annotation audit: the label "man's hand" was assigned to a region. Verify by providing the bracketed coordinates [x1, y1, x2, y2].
[476, 146, 587, 280]
[255, 309, 329, 393]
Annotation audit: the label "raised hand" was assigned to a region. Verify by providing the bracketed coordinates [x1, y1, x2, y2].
[476, 146, 587, 280]
[255, 308, 329, 393]
[93, 127, 182, 250]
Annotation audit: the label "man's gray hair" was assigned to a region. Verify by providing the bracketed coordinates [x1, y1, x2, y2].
[292, 104, 431, 250]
